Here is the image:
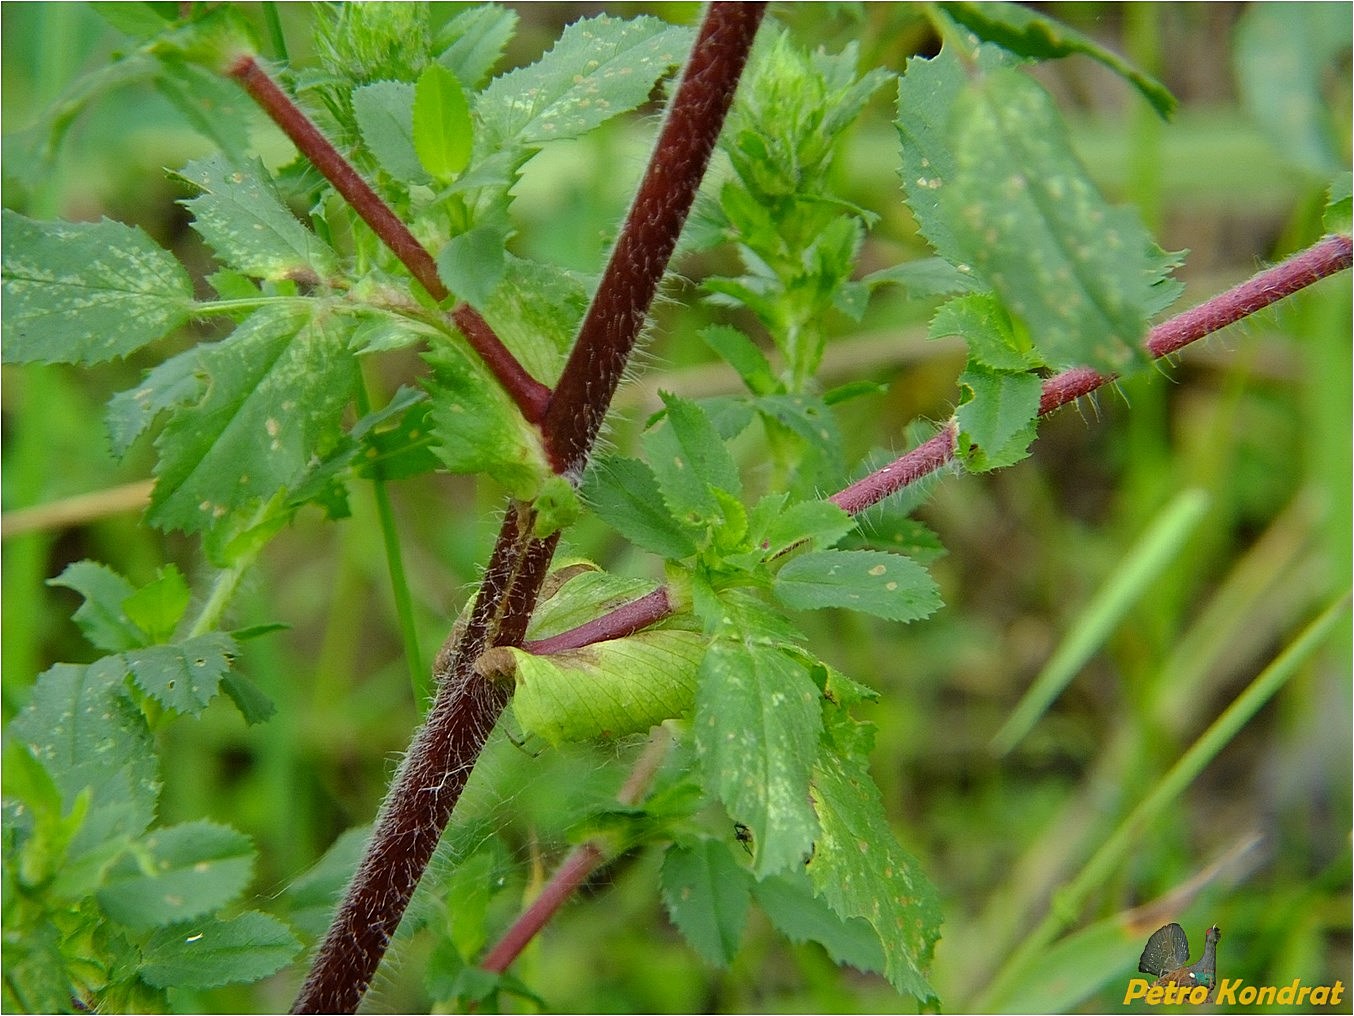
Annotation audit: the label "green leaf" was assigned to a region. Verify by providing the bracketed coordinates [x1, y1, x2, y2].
[148, 305, 359, 535]
[1, 210, 194, 364]
[478, 15, 692, 147]
[121, 565, 191, 643]
[808, 726, 941, 1001]
[414, 64, 473, 180]
[954, 363, 1042, 471]
[126, 633, 236, 716]
[172, 156, 339, 282]
[752, 868, 887, 977]
[499, 629, 707, 745]
[352, 80, 426, 183]
[939, 2, 1175, 118]
[97, 821, 254, 930]
[424, 341, 549, 498]
[660, 840, 752, 966]
[438, 224, 508, 306]
[48, 561, 145, 652]
[943, 68, 1165, 372]
[930, 292, 1038, 371]
[435, 5, 519, 89]
[1234, 3, 1349, 176]
[140, 911, 300, 989]
[220, 671, 276, 726]
[9, 659, 160, 853]
[862, 256, 984, 298]
[699, 325, 778, 396]
[760, 500, 855, 557]
[644, 393, 742, 525]
[774, 550, 941, 623]
[583, 456, 698, 560]
[695, 637, 820, 877]
[105, 345, 205, 458]
[895, 46, 997, 277]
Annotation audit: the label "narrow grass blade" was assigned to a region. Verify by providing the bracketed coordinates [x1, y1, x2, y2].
[991, 488, 1210, 754]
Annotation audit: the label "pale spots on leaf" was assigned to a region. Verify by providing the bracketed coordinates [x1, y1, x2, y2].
[868, 563, 886, 577]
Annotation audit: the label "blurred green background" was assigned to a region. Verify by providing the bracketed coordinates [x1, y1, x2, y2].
[2, 3, 1350, 1012]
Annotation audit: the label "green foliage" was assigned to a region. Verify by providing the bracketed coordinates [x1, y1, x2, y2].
[5, 3, 1345, 1014]
[1, 211, 194, 365]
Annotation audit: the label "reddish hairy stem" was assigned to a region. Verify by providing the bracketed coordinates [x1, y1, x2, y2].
[525, 236, 1353, 655]
[292, 505, 557, 1014]
[289, 8, 764, 1010]
[542, 3, 767, 477]
[523, 587, 674, 655]
[226, 55, 549, 422]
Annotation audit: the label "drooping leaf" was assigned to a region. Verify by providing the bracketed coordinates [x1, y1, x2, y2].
[47, 561, 145, 653]
[352, 80, 426, 182]
[435, 5, 519, 89]
[582, 456, 698, 560]
[752, 868, 887, 977]
[148, 305, 359, 534]
[139, 911, 300, 989]
[8, 659, 160, 854]
[125, 633, 237, 716]
[808, 716, 942, 1001]
[774, 549, 941, 623]
[478, 15, 693, 148]
[97, 821, 255, 930]
[699, 324, 778, 396]
[105, 344, 205, 458]
[496, 629, 707, 745]
[423, 341, 549, 499]
[413, 63, 473, 180]
[479, 254, 589, 386]
[660, 839, 753, 966]
[954, 363, 1043, 471]
[759, 500, 856, 558]
[219, 672, 276, 726]
[1, 210, 194, 365]
[644, 393, 743, 525]
[943, 68, 1166, 372]
[939, 2, 1175, 118]
[695, 635, 821, 877]
[172, 156, 339, 282]
[121, 564, 191, 644]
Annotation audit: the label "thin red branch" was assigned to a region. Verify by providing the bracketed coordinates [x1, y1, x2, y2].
[480, 728, 673, 975]
[522, 235, 1353, 655]
[226, 55, 550, 422]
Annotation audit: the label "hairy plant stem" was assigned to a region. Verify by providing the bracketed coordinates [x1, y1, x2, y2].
[542, 3, 769, 477]
[289, 7, 765, 1011]
[526, 235, 1354, 654]
[226, 55, 549, 422]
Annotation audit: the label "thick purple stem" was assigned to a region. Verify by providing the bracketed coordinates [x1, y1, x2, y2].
[287, 7, 765, 1010]
[542, 3, 767, 477]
